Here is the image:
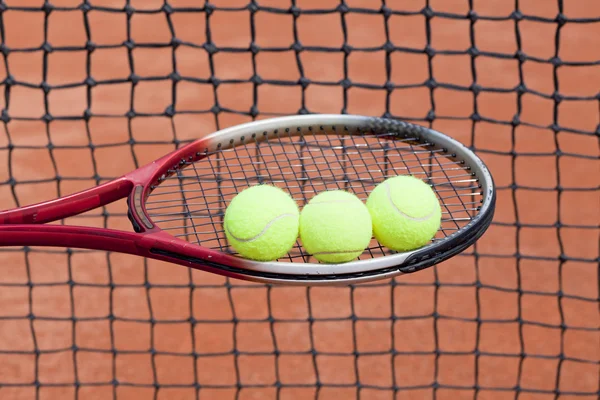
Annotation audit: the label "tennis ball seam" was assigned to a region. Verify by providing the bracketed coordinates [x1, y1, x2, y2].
[225, 213, 297, 243]
[384, 182, 437, 221]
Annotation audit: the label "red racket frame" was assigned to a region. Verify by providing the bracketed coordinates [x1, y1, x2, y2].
[0, 137, 252, 280]
[0, 114, 496, 284]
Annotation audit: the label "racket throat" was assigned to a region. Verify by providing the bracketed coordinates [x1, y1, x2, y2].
[127, 185, 154, 233]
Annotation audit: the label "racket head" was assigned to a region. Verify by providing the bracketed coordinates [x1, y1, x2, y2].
[129, 114, 495, 285]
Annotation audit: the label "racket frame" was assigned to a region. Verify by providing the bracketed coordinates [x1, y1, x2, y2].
[0, 115, 495, 285]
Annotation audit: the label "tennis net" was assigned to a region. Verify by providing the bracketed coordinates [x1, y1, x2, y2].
[0, 0, 598, 399]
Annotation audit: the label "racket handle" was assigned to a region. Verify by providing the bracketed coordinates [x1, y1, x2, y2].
[0, 224, 145, 254]
[0, 225, 250, 281]
[0, 178, 133, 224]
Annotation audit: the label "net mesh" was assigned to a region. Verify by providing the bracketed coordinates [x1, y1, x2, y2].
[0, 0, 598, 399]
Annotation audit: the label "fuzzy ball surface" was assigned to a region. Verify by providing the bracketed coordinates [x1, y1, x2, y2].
[367, 175, 441, 252]
[300, 190, 372, 263]
[224, 185, 300, 261]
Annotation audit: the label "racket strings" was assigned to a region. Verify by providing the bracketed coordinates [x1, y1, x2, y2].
[146, 130, 483, 260]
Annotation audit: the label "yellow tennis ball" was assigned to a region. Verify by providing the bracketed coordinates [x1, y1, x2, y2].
[224, 185, 299, 261]
[367, 175, 442, 252]
[299, 190, 372, 263]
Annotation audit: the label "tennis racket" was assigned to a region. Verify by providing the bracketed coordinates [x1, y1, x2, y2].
[0, 115, 495, 285]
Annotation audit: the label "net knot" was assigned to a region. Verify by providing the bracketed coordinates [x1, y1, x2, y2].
[42, 42, 53, 53]
[85, 77, 97, 87]
[289, 6, 300, 17]
[510, 10, 523, 21]
[292, 41, 303, 52]
[129, 74, 141, 85]
[164, 105, 175, 117]
[41, 82, 51, 94]
[124, 40, 135, 50]
[467, 47, 479, 57]
[555, 13, 567, 26]
[171, 37, 182, 48]
[204, 2, 215, 15]
[425, 45, 435, 57]
[380, 6, 392, 18]
[468, 10, 478, 21]
[79, 2, 92, 12]
[251, 74, 263, 84]
[383, 41, 394, 52]
[1, 109, 10, 123]
[162, 3, 174, 14]
[204, 42, 218, 54]
[422, 6, 434, 18]
[42, 2, 54, 13]
[247, 2, 258, 13]
[552, 91, 563, 103]
[85, 41, 96, 52]
[299, 77, 310, 88]
[4, 75, 14, 86]
[124, 4, 135, 16]
[336, 4, 349, 14]
[169, 72, 181, 82]
[425, 79, 437, 89]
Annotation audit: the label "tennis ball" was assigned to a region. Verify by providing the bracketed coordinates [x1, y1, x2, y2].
[299, 190, 372, 263]
[224, 185, 299, 261]
[367, 175, 441, 252]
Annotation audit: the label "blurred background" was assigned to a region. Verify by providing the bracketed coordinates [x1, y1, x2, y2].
[0, 0, 598, 399]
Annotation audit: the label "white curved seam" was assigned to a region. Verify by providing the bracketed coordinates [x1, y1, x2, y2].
[225, 213, 296, 243]
[385, 182, 436, 221]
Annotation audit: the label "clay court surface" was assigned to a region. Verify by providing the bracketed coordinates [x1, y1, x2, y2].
[0, 0, 598, 399]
